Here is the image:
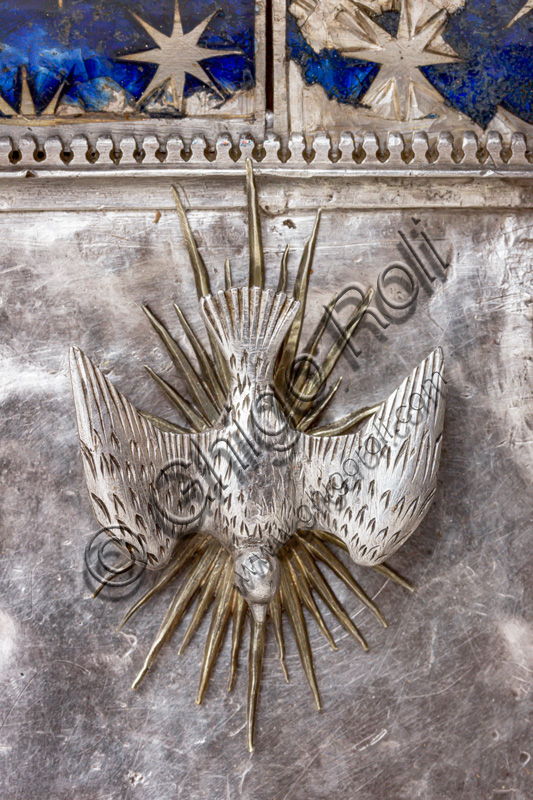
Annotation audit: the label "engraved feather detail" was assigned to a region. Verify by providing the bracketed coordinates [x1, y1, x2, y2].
[70, 345, 218, 568]
[297, 347, 445, 566]
[71, 160, 446, 750]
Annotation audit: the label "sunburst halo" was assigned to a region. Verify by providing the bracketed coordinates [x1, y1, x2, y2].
[95, 161, 414, 751]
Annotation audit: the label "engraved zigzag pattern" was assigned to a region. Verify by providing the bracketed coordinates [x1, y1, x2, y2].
[70, 346, 218, 569]
[298, 348, 445, 566]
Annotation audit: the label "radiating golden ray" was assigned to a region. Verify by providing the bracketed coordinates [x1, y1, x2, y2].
[372, 562, 415, 593]
[301, 533, 387, 628]
[100, 163, 416, 749]
[224, 257, 233, 291]
[247, 615, 266, 752]
[246, 158, 264, 289]
[172, 302, 226, 409]
[288, 558, 337, 650]
[276, 209, 322, 388]
[295, 287, 374, 414]
[291, 538, 369, 651]
[139, 409, 190, 434]
[92, 557, 131, 598]
[118, 534, 208, 629]
[310, 403, 381, 437]
[287, 291, 340, 407]
[178, 555, 225, 655]
[228, 591, 247, 691]
[171, 185, 211, 300]
[280, 554, 321, 711]
[276, 243, 290, 294]
[283, 289, 373, 426]
[297, 377, 342, 431]
[269, 591, 289, 682]
[197, 558, 234, 704]
[171, 184, 230, 390]
[144, 365, 208, 431]
[131, 546, 219, 690]
[143, 305, 219, 423]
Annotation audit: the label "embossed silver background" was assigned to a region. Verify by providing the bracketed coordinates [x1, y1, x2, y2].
[0, 169, 532, 799]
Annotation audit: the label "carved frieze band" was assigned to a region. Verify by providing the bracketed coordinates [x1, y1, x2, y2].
[0, 130, 532, 172]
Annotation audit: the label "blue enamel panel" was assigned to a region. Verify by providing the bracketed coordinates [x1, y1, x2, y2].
[288, 0, 533, 129]
[0, 0, 255, 117]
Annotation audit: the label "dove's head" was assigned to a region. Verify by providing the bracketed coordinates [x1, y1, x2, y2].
[233, 548, 281, 623]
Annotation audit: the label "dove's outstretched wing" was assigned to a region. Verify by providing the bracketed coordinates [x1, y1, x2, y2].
[70, 347, 216, 569]
[297, 349, 445, 566]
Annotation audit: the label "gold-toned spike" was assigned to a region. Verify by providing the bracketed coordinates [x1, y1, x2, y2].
[291, 540, 369, 652]
[296, 376, 342, 431]
[301, 292, 339, 364]
[171, 185, 211, 299]
[275, 209, 322, 385]
[276, 243, 289, 294]
[119, 535, 210, 629]
[92, 557, 131, 598]
[287, 287, 365, 419]
[170, 185, 229, 392]
[132, 547, 217, 690]
[302, 288, 373, 403]
[139, 409, 190, 434]
[173, 302, 226, 408]
[373, 563, 415, 593]
[175, 298, 231, 395]
[224, 257, 232, 290]
[196, 558, 234, 704]
[312, 528, 348, 551]
[301, 534, 387, 628]
[310, 404, 381, 437]
[288, 559, 337, 650]
[157, 543, 220, 632]
[246, 158, 264, 289]
[246, 614, 266, 752]
[280, 558, 321, 710]
[178, 555, 225, 655]
[269, 592, 289, 682]
[228, 591, 247, 691]
[144, 366, 209, 431]
[289, 291, 340, 401]
[142, 305, 219, 422]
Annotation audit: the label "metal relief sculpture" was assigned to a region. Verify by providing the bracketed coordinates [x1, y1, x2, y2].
[70, 162, 445, 750]
[0, 0, 263, 134]
[278, 0, 533, 139]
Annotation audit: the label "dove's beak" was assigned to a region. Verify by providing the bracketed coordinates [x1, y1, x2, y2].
[250, 603, 267, 624]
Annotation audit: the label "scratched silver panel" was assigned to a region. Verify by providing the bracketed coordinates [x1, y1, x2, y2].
[0, 173, 532, 799]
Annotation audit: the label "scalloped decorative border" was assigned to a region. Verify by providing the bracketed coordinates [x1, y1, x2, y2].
[0, 130, 532, 172]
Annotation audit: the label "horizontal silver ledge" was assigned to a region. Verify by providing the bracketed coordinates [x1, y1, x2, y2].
[0, 131, 531, 172]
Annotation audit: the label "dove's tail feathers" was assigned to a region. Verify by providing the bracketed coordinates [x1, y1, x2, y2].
[200, 287, 300, 384]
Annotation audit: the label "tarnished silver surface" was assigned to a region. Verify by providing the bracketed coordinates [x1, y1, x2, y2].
[70, 284, 444, 609]
[1, 169, 532, 798]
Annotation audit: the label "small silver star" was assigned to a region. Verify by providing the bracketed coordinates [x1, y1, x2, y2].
[120, 1, 237, 110]
[328, 0, 461, 121]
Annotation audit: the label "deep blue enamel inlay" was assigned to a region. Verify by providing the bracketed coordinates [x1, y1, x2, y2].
[0, 0, 255, 115]
[287, 14, 379, 107]
[288, 0, 533, 128]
